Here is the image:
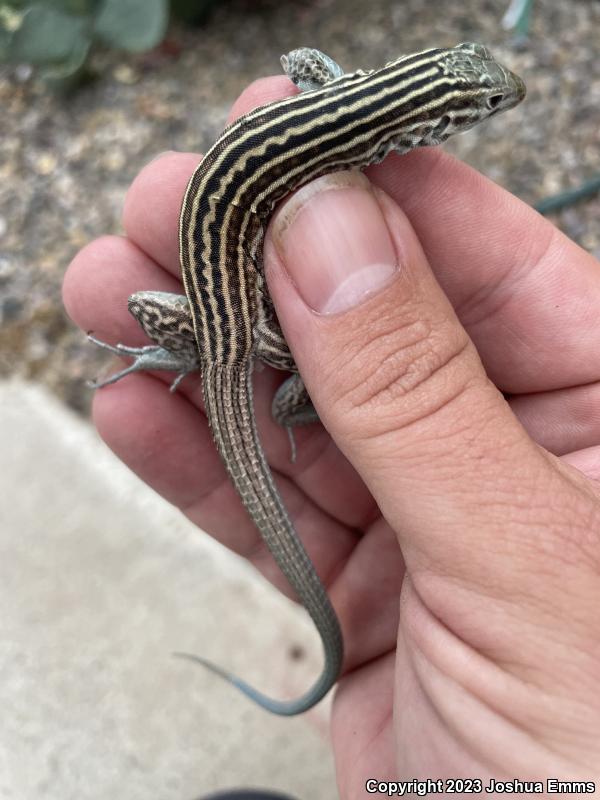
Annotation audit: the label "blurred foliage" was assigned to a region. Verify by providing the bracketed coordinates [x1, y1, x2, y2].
[502, 0, 534, 38]
[0, 0, 218, 82]
[170, 0, 219, 25]
[1, 1, 536, 86]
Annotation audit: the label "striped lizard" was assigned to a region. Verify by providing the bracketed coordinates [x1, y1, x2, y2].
[89, 43, 525, 715]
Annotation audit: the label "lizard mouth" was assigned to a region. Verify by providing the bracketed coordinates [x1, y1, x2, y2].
[505, 70, 527, 105]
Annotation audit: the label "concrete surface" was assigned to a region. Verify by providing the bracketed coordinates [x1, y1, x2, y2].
[0, 380, 337, 800]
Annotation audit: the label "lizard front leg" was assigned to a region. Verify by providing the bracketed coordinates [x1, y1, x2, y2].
[270, 373, 319, 463]
[281, 47, 345, 91]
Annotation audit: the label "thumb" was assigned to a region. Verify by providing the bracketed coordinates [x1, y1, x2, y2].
[263, 170, 571, 607]
[263, 171, 600, 777]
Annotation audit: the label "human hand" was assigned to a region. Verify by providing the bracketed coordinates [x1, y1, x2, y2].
[64, 76, 600, 794]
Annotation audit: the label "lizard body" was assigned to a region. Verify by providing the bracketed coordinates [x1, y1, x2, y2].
[90, 43, 525, 715]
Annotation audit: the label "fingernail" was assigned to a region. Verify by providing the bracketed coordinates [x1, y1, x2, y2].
[271, 171, 398, 314]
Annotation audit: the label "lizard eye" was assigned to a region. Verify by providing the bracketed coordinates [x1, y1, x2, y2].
[486, 93, 503, 110]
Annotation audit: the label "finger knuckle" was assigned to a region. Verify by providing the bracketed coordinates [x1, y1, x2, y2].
[328, 303, 476, 440]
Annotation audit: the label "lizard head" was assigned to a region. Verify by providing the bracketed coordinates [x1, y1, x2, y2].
[419, 42, 526, 145]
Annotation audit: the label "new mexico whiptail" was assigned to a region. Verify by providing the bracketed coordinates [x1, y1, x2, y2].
[89, 43, 525, 715]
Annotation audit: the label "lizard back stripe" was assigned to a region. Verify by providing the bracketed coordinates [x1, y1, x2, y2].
[179, 46, 506, 365]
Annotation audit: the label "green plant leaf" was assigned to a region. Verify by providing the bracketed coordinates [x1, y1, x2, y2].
[0, 25, 11, 60]
[62, 0, 101, 15]
[0, 1, 33, 10]
[94, 0, 167, 52]
[41, 31, 90, 77]
[7, 4, 89, 64]
[23, 0, 99, 15]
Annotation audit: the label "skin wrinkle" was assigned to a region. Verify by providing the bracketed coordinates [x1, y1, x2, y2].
[335, 332, 473, 438]
[430, 381, 522, 459]
[361, 381, 478, 454]
[323, 301, 441, 403]
[403, 588, 576, 774]
[398, 613, 501, 774]
[410, 676, 490, 775]
[408, 503, 600, 700]
[413, 577, 556, 683]
[364, 314, 436, 365]
[413, 653, 563, 776]
[363, 334, 473, 409]
[326, 313, 433, 386]
[455, 221, 559, 330]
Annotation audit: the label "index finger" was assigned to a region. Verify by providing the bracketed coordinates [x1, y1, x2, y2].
[369, 150, 600, 392]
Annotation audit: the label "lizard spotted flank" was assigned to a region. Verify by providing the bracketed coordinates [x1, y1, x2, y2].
[89, 43, 525, 715]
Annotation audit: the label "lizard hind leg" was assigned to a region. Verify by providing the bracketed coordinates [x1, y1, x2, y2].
[272, 373, 319, 463]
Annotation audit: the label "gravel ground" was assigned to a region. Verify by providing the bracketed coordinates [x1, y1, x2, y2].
[1, 0, 599, 413]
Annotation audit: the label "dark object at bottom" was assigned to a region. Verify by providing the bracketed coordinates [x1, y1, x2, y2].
[196, 790, 299, 800]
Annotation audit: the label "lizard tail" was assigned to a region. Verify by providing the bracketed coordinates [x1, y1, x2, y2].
[176, 360, 343, 715]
